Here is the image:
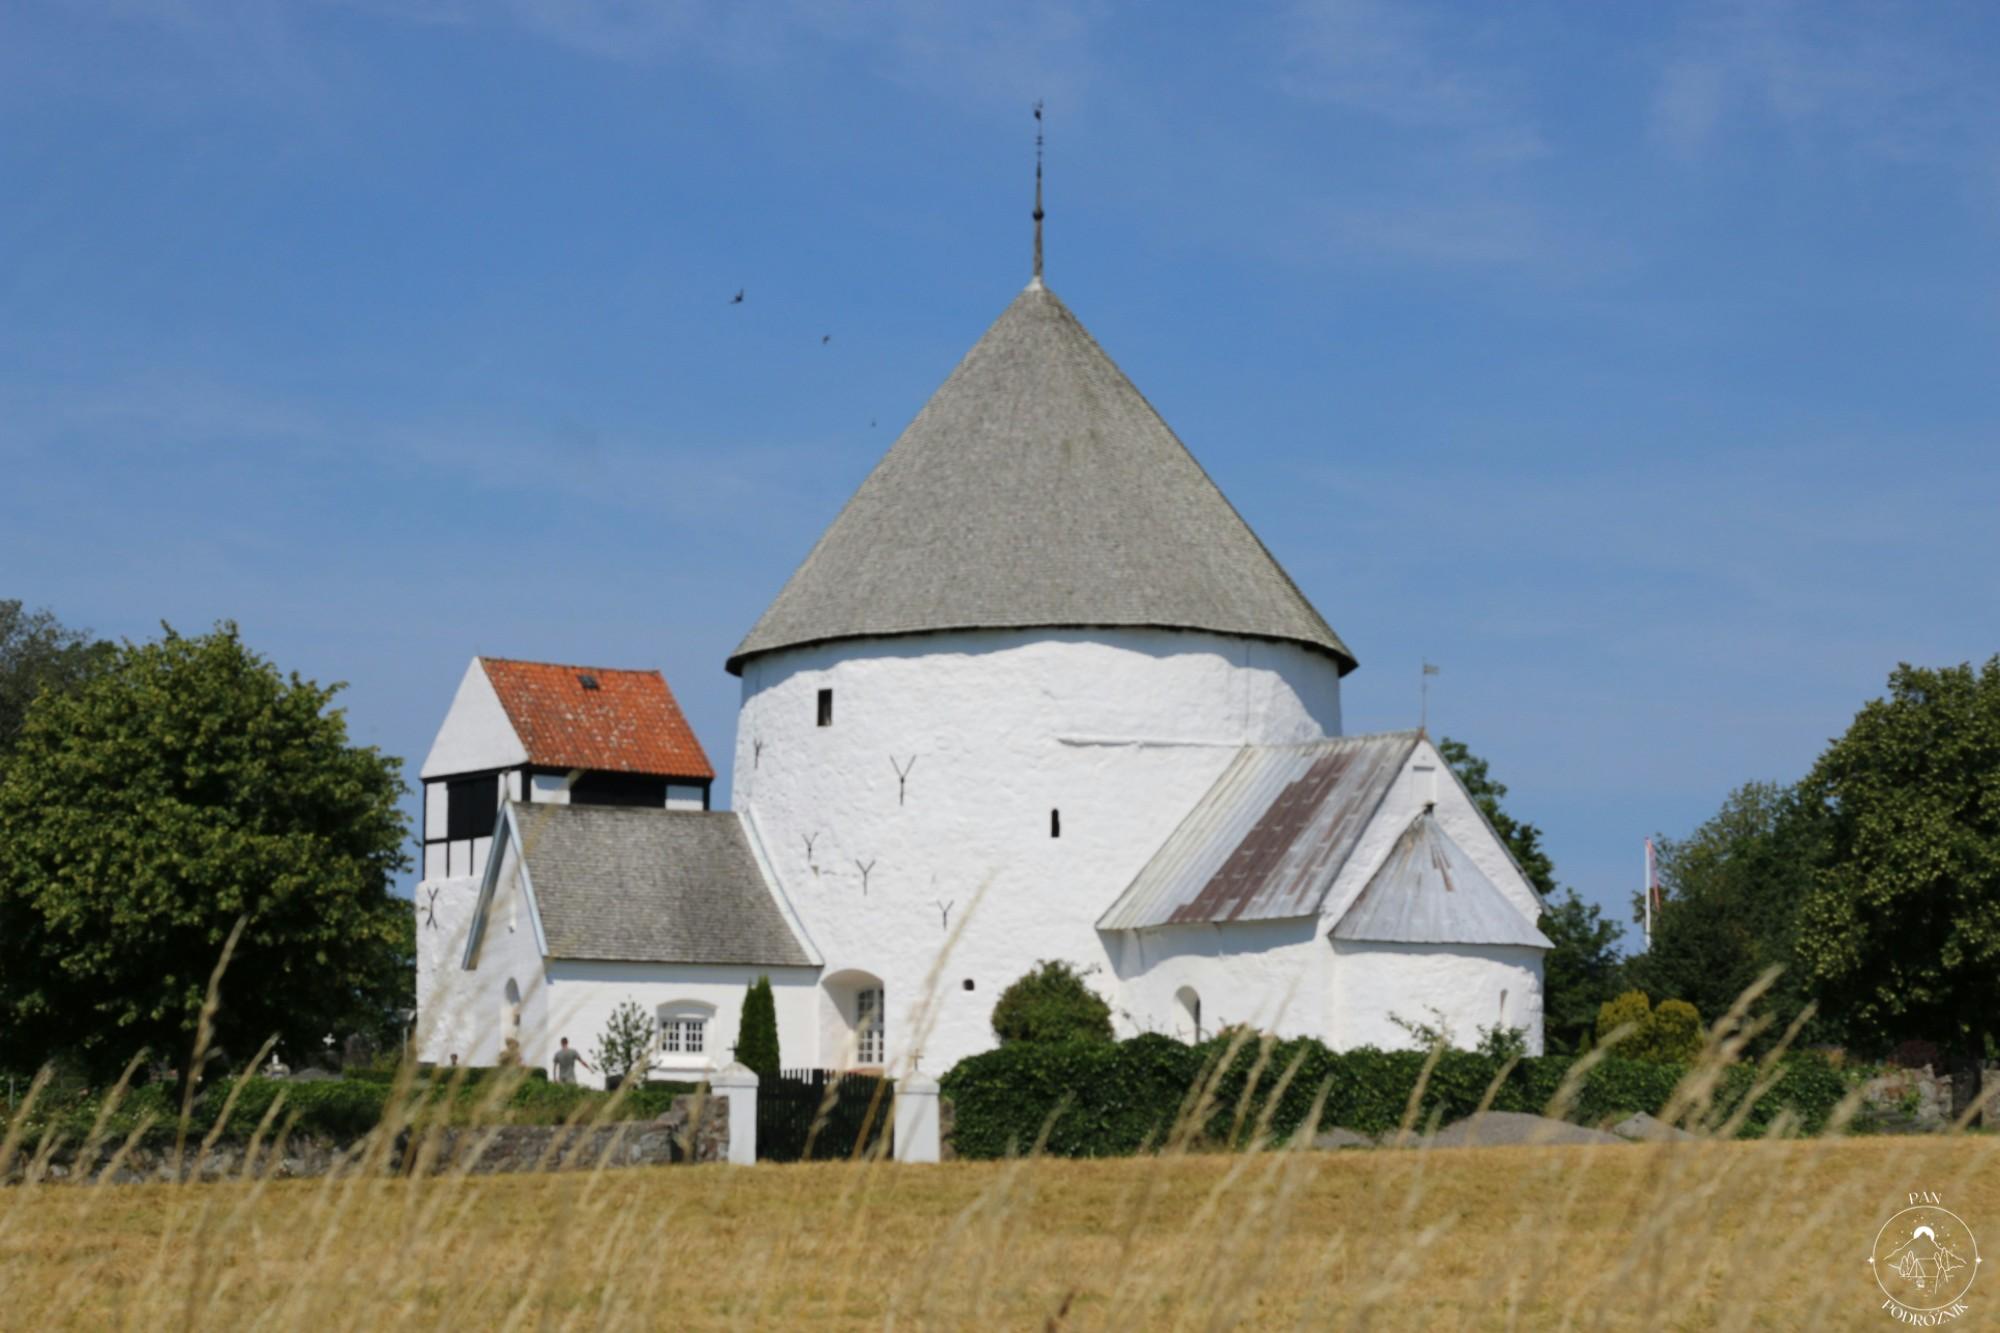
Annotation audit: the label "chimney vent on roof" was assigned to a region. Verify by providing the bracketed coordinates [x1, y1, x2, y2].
[578, 673, 600, 691]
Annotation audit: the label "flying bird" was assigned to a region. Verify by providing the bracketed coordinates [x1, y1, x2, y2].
[821, 334, 831, 344]
[730, 289, 744, 304]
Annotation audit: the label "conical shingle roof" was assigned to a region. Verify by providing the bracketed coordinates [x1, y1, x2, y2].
[727, 280, 1354, 675]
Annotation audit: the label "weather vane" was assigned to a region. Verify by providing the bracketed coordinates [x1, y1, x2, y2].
[1033, 100, 1045, 281]
[1420, 660, 1439, 730]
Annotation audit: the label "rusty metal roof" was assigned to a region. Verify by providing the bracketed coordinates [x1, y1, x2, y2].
[1331, 811, 1553, 948]
[1097, 732, 1421, 930]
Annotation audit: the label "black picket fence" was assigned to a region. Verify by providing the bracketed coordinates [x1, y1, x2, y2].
[757, 1068, 893, 1162]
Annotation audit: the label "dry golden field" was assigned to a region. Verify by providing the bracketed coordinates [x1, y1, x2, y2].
[3, 1134, 1995, 1331]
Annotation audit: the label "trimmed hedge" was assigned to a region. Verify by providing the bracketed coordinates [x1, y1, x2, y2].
[5, 1072, 706, 1152]
[939, 1034, 1854, 1159]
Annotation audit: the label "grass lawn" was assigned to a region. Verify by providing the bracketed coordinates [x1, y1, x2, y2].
[4, 1134, 1995, 1329]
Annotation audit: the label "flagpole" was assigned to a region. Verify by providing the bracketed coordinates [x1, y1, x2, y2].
[1643, 838, 1653, 949]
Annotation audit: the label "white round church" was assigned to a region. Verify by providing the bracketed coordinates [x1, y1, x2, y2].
[414, 275, 1551, 1085]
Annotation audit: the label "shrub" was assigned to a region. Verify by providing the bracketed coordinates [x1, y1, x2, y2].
[1648, 999, 1704, 1065]
[1595, 991, 1704, 1064]
[1595, 991, 1654, 1052]
[591, 1000, 655, 1085]
[990, 961, 1113, 1045]
[736, 977, 780, 1079]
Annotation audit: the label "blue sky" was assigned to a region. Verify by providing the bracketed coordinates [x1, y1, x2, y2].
[6, 2, 1998, 943]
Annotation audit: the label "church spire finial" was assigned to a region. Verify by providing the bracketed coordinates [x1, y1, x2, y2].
[1032, 100, 1045, 282]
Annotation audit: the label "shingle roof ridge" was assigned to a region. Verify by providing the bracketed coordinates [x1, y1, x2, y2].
[480, 656, 664, 677]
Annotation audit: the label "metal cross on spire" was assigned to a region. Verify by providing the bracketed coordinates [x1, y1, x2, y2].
[1032, 100, 1045, 281]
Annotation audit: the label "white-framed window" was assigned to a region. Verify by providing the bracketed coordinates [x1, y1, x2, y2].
[855, 987, 885, 1065]
[656, 1003, 714, 1060]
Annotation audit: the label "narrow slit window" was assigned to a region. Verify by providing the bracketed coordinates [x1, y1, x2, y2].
[1050, 809, 1061, 838]
[816, 688, 833, 727]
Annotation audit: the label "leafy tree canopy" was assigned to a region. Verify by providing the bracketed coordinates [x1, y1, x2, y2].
[1793, 657, 2000, 1069]
[0, 623, 411, 1076]
[1538, 889, 1626, 1054]
[0, 600, 112, 761]
[1626, 781, 1824, 1043]
[991, 960, 1113, 1045]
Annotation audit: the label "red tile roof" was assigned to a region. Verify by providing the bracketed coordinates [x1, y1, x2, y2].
[479, 658, 714, 781]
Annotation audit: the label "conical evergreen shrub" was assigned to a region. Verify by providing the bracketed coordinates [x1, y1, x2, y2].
[736, 975, 780, 1079]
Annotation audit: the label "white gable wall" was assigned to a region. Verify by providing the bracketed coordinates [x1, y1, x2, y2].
[1315, 737, 1544, 930]
[420, 659, 527, 780]
[733, 627, 1343, 1073]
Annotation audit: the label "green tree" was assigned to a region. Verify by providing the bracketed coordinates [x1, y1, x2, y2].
[735, 975, 780, 1079]
[0, 623, 411, 1076]
[1439, 738, 1624, 1052]
[1538, 889, 1627, 1054]
[991, 960, 1113, 1045]
[0, 600, 111, 761]
[1438, 737, 1556, 897]
[1626, 782, 1823, 1042]
[592, 999, 654, 1087]
[1794, 658, 2000, 1102]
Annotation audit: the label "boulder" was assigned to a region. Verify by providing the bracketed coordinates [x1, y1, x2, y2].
[1424, 1111, 1627, 1148]
[1610, 1112, 1696, 1143]
[1310, 1127, 1375, 1151]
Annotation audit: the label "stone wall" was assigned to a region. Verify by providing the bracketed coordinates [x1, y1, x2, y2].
[1859, 1065, 2000, 1133]
[8, 1094, 727, 1186]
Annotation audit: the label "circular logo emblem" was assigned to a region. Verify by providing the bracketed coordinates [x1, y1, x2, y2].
[1871, 1203, 1979, 1316]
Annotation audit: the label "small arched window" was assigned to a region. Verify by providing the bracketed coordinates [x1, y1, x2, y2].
[502, 978, 523, 1043]
[1175, 986, 1202, 1042]
[855, 987, 885, 1066]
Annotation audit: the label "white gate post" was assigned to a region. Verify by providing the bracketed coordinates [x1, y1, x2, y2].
[893, 1074, 940, 1163]
[710, 1063, 759, 1165]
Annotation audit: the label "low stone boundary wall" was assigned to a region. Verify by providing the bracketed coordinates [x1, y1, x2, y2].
[8, 1094, 726, 1186]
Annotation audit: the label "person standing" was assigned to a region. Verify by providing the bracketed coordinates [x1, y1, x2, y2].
[552, 1037, 593, 1086]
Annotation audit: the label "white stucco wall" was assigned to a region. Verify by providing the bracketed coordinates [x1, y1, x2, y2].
[1105, 918, 1328, 1041]
[538, 961, 821, 1089]
[1330, 940, 1545, 1055]
[413, 872, 484, 1064]
[731, 627, 1345, 1073]
[419, 833, 550, 1067]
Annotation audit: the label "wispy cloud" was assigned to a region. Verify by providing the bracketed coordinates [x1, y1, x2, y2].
[1651, 0, 2000, 165]
[335, 0, 1103, 108]
[1279, 0, 1546, 165]
[1270, 0, 1576, 269]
